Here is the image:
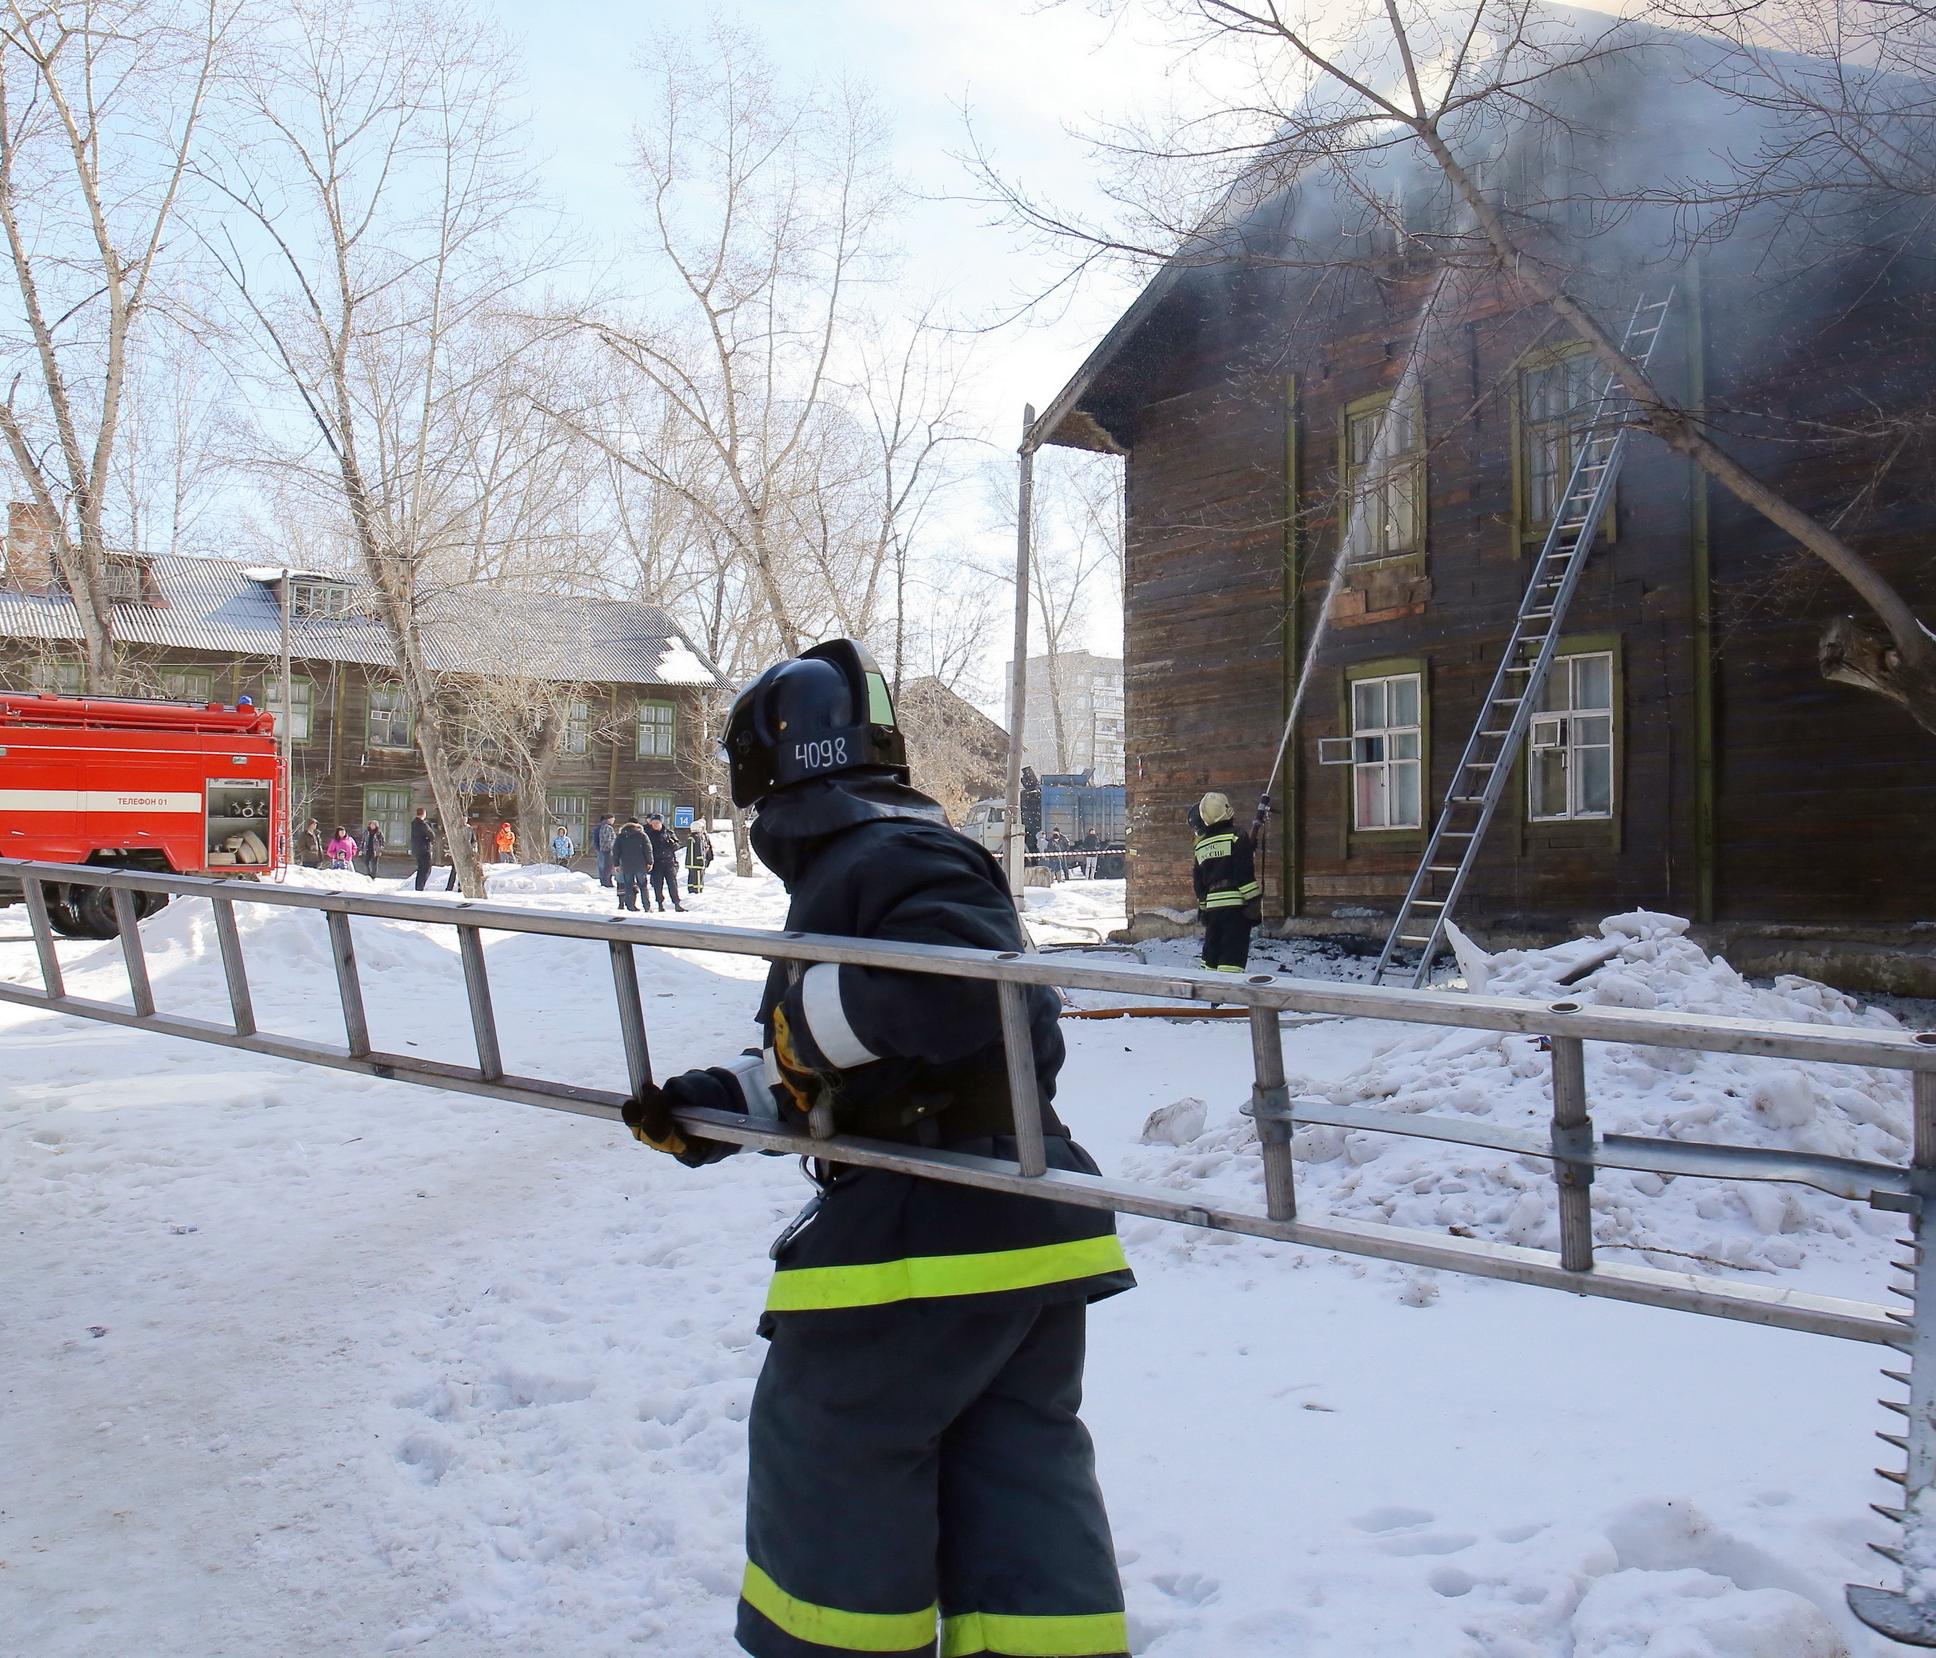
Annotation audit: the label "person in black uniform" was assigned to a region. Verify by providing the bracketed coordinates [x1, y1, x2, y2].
[612, 818, 651, 912]
[620, 639, 1134, 1658]
[642, 811, 685, 912]
[408, 807, 434, 892]
[1188, 790, 1261, 973]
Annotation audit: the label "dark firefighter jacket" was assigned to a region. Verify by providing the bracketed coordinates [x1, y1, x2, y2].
[1192, 822, 1262, 922]
[680, 773, 1133, 1332]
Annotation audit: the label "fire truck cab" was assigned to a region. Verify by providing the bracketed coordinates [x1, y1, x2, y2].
[0, 692, 283, 937]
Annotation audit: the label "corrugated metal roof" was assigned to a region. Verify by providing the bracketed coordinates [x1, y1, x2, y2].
[0, 554, 725, 688]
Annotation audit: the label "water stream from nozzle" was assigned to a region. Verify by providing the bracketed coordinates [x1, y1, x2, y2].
[1258, 261, 1459, 819]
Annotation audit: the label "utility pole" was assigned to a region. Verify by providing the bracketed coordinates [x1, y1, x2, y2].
[1004, 405, 1036, 901]
[279, 568, 294, 869]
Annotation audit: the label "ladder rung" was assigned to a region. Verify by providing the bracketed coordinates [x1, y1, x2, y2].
[1396, 935, 1435, 945]
[1523, 609, 1555, 620]
[1463, 761, 1498, 770]
[1504, 665, 1534, 674]
[1492, 695, 1523, 705]
[1479, 729, 1513, 737]
[1439, 831, 1475, 838]
[1448, 794, 1486, 804]
[1411, 900, 1446, 909]
[1426, 864, 1460, 873]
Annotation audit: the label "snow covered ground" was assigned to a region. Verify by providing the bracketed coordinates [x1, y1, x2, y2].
[0, 865, 1909, 1656]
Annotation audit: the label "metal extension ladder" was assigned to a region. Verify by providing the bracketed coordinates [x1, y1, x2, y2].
[1372, 290, 1675, 988]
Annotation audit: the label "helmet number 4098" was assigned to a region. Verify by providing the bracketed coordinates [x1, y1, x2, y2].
[795, 737, 847, 770]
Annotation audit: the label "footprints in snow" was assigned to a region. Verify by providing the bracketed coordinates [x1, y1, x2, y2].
[1350, 1506, 1549, 1597]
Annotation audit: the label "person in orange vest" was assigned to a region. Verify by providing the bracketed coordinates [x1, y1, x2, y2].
[494, 820, 517, 864]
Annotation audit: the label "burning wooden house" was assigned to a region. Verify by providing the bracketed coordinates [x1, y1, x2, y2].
[1030, 19, 1936, 991]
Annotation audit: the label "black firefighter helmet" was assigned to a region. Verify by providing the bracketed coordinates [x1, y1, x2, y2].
[722, 639, 908, 808]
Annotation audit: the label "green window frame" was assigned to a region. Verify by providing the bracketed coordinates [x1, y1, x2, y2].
[1514, 346, 1614, 543]
[31, 657, 84, 695]
[367, 682, 411, 749]
[160, 668, 214, 703]
[362, 785, 410, 849]
[1339, 384, 1425, 564]
[548, 792, 588, 850]
[564, 699, 591, 755]
[634, 791, 673, 822]
[636, 700, 676, 759]
[261, 675, 314, 743]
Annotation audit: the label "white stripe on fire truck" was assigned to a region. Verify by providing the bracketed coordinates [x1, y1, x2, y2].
[0, 789, 206, 813]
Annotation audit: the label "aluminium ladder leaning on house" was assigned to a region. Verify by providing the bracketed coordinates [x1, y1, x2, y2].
[1370, 290, 1676, 988]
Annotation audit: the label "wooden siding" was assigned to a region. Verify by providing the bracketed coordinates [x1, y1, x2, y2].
[1114, 252, 1936, 931]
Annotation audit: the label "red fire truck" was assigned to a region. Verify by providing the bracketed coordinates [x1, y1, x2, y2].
[0, 692, 284, 937]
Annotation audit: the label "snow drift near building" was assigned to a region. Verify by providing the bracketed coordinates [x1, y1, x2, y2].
[1121, 912, 1908, 1286]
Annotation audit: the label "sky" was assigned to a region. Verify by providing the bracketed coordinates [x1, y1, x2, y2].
[479, 0, 1189, 673]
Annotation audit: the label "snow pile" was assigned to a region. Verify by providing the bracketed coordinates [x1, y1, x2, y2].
[481, 864, 606, 897]
[1120, 912, 1910, 1280]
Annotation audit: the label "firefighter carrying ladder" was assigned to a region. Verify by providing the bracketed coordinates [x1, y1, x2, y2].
[1369, 290, 1675, 988]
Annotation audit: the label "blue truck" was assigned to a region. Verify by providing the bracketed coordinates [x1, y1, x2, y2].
[959, 771, 1126, 875]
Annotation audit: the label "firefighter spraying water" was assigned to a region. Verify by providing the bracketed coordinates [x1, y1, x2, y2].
[618, 638, 1135, 1658]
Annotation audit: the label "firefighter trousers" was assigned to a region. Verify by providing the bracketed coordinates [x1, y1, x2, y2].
[1198, 909, 1252, 972]
[736, 1297, 1129, 1658]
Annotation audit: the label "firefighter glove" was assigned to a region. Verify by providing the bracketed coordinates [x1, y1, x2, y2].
[622, 1072, 738, 1168]
[768, 1004, 824, 1121]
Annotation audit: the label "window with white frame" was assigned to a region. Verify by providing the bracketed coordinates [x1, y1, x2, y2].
[262, 675, 314, 743]
[1350, 672, 1423, 830]
[367, 682, 410, 749]
[289, 579, 353, 619]
[1342, 385, 1424, 562]
[564, 699, 591, 755]
[1521, 352, 1601, 532]
[160, 668, 214, 703]
[1529, 652, 1614, 821]
[636, 700, 675, 759]
[101, 558, 143, 602]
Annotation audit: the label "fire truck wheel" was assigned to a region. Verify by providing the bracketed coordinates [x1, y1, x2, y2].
[47, 900, 90, 938]
[75, 885, 122, 939]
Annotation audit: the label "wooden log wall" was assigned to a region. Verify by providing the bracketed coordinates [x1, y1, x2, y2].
[1118, 249, 1936, 932]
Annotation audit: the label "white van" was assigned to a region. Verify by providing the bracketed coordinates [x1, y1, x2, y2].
[959, 798, 1007, 853]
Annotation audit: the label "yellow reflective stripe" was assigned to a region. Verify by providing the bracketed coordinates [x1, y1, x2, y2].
[765, 1234, 1130, 1313]
[1192, 834, 1235, 863]
[1202, 883, 1260, 909]
[740, 1562, 936, 1652]
[942, 1607, 1130, 1656]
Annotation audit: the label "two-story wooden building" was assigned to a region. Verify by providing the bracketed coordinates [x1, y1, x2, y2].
[1031, 29, 1936, 991]
[0, 520, 722, 866]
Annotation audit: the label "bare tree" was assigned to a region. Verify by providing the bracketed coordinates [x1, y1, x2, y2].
[549, 24, 899, 656]
[979, 448, 1122, 773]
[0, 0, 236, 688]
[974, 0, 1936, 731]
[208, 0, 555, 896]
